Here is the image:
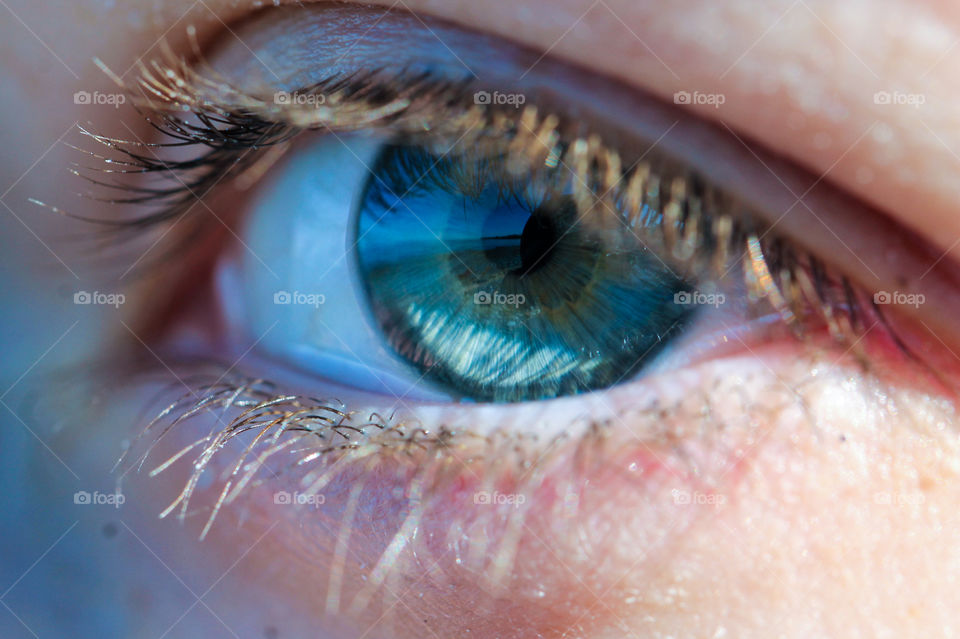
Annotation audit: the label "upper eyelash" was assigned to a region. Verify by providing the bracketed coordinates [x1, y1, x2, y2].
[56, 42, 900, 357]
[64, 110, 294, 230]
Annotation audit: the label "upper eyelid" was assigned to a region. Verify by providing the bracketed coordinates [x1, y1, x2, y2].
[133, 0, 960, 273]
[72, 3, 960, 355]
[191, 4, 944, 308]
[82, 68, 876, 375]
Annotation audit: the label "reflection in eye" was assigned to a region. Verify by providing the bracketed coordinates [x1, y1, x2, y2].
[217, 117, 825, 410]
[355, 143, 694, 402]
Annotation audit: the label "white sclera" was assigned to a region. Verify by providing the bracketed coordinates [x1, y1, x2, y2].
[216, 133, 452, 401]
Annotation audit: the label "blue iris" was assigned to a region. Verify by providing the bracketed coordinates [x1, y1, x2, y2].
[355, 144, 696, 402]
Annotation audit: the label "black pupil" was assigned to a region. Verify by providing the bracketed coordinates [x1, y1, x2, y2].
[518, 213, 558, 276]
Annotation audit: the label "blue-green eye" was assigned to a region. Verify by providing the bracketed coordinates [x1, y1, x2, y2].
[222, 131, 749, 405]
[355, 144, 696, 402]
[220, 120, 766, 406]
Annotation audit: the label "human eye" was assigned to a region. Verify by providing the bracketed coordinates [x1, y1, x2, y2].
[36, 3, 960, 638]
[95, 5, 922, 406]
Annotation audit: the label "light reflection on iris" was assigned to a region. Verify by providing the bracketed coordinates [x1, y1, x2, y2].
[355, 145, 697, 402]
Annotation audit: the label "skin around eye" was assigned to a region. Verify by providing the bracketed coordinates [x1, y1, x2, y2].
[104, 342, 960, 639]
[97, 7, 960, 639]
[5, 2, 960, 639]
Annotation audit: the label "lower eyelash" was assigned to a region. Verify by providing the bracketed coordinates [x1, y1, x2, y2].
[115, 365, 736, 558]
[125, 372, 446, 536]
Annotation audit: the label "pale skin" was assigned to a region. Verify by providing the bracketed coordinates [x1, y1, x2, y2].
[2, 1, 960, 638]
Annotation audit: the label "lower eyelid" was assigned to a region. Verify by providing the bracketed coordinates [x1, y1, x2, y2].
[113, 342, 920, 638]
